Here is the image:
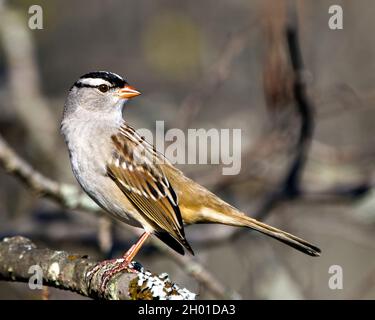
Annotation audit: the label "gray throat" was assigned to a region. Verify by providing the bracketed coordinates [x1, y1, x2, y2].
[61, 108, 124, 179]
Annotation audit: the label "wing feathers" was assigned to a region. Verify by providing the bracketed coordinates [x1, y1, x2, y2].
[106, 124, 191, 254]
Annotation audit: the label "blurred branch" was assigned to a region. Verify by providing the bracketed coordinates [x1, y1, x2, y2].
[255, 3, 313, 219]
[0, 3, 57, 158]
[0, 133, 240, 299]
[0, 236, 195, 300]
[0, 133, 99, 212]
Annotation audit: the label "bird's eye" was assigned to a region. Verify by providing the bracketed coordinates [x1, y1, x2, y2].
[98, 84, 109, 93]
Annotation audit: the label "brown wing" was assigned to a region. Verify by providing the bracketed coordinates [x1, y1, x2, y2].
[106, 124, 193, 255]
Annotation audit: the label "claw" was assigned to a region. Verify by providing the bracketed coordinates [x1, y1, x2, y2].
[86, 258, 122, 290]
[98, 258, 138, 291]
[86, 232, 150, 293]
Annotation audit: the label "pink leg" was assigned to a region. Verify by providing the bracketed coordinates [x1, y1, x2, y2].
[122, 232, 150, 262]
[88, 232, 151, 291]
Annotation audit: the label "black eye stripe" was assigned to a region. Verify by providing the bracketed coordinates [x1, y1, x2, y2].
[74, 82, 97, 88]
[74, 82, 113, 89]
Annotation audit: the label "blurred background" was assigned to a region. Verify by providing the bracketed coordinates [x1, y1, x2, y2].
[0, 0, 374, 299]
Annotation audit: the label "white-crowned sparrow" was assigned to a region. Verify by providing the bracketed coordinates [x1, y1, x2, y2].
[61, 71, 320, 284]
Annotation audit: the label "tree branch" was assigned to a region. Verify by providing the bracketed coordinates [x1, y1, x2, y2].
[0, 133, 100, 212]
[0, 236, 195, 300]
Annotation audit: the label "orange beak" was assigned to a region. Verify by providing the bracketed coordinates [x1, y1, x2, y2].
[118, 85, 141, 99]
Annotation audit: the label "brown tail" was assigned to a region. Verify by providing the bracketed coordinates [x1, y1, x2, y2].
[200, 209, 321, 257]
[238, 215, 320, 256]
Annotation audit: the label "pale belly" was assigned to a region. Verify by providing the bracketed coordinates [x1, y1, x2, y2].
[69, 142, 143, 229]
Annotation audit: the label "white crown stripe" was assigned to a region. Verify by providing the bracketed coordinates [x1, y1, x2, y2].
[78, 78, 112, 87]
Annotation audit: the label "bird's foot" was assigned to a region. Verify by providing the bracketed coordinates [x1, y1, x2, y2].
[86, 258, 119, 289]
[87, 233, 150, 293]
[87, 257, 142, 293]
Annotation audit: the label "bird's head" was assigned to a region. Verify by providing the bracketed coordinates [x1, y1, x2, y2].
[64, 71, 141, 118]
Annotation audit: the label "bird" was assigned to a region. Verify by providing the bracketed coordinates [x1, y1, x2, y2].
[61, 71, 320, 285]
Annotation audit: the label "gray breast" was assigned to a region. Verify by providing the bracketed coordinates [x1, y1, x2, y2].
[62, 117, 142, 228]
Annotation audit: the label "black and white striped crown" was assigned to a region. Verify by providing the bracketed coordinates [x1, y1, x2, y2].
[73, 71, 127, 89]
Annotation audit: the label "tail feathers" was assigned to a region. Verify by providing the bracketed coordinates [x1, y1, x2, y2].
[235, 215, 321, 257]
[200, 208, 321, 257]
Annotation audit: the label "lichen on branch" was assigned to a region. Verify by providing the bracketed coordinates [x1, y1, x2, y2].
[0, 236, 196, 300]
